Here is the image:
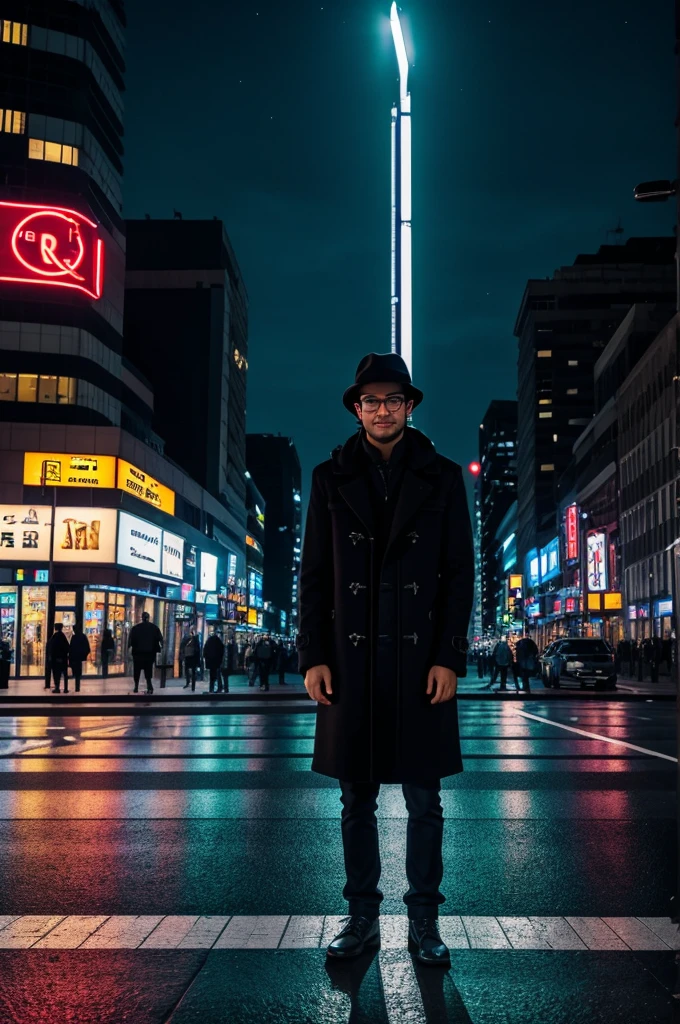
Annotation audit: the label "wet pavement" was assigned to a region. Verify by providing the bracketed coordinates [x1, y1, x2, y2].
[0, 698, 677, 1021]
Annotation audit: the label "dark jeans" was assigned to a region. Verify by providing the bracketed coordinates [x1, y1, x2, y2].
[185, 660, 197, 690]
[496, 665, 508, 689]
[339, 779, 445, 920]
[258, 665, 270, 689]
[278, 670, 286, 685]
[50, 662, 67, 691]
[518, 669, 532, 694]
[69, 661, 83, 692]
[102, 650, 111, 678]
[208, 665, 226, 692]
[133, 657, 154, 690]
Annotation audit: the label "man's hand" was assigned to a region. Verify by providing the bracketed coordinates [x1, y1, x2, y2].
[426, 665, 457, 703]
[304, 664, 333, 705]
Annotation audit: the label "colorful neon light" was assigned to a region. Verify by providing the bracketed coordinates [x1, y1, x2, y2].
[0, 201, 104, 299]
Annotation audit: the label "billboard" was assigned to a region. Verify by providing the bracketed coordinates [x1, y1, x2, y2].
[117, 459, 175, 515]
[540, 537, 560, 583]
[24, 452, 116, 488]
[200, 551, 218, 592]
[162, 530, 184, 581]
[565, 504, 579, 561]
[0, 201, 104, 300]
[0, 506, 52, 561]
[117, 511, 162, 574]
[586, 531, 607, 592]
[52, 508, 117, 563]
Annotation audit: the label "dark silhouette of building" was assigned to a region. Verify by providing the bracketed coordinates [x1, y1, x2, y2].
[124, 218, 248, 518]
[514, 236, 676, 578]
[479, 400, 518, 631]
[246, 435, 302, 636]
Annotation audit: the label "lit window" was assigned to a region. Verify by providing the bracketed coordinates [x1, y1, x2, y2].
[566, 388, 578, 394]
[233, 348, 248, 371]
[17, 374, 37, 402]
[1, 21, 27, 45]
[38, 376, 58, 404]
[537, 350, 552, 358]
[568, 360, 578, 366]
[0, 109, 26, 134]
[553, 434, 558, 442]
[538, 411, 552, 418]
[538, 399, 552, 405]
[540, 463, 555, 471]
[28, 138, 80, 166]
[0, 373, 17, 400]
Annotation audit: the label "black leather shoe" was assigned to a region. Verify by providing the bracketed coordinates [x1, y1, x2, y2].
[407, 918, 450, 966]
[326, 916, 380, 959]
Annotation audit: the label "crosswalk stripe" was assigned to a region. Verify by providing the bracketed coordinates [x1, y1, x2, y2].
[514, 709, 679, 762]
[0, 915, 675, 950]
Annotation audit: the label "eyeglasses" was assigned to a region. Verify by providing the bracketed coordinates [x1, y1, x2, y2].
[358, 395, 405, 413]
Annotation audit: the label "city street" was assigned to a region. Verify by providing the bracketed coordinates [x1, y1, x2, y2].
[0, 694, 677, 1023]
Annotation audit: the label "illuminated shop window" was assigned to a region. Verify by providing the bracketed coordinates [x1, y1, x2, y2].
[568, 360, 578, 366]
[28, 138, 79, 166]
[0, 109, 25, 134]
[0, 373, 76, 403]
[1, 21, 27, 45]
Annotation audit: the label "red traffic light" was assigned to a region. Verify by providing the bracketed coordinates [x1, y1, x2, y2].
[468, 462, 481, 475]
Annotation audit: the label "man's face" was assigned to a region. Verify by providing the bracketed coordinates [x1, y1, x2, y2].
[354, 382, 414, 446]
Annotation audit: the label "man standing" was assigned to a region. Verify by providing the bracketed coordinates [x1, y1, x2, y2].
[514, 633, 538, 695]
[297, 353, 474, 966]
[254, 634, 275, 691]
[46, 622, 70, 694]
[128, 611, 162, 695]
[204, 629, 225, 693]
[68, 625, 91, 693]
[181, 629, 201, 691]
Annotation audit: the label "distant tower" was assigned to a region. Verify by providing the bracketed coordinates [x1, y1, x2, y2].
[390, 2, 412, 373]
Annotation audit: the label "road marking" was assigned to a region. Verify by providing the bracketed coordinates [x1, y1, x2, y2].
[514, 709, 678, 762]
[0, 915, 675, 949]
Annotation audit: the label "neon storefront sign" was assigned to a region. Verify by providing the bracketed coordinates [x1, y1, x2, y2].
[0, 201, 104, 299]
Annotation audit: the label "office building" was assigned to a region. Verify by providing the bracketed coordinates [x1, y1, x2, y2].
[478, 400, 518, 632]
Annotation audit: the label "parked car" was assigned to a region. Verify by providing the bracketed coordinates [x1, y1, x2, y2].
[542, 638, 617, 690]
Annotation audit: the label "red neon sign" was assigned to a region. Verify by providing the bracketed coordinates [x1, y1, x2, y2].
[0, 201, 104, 299]
[566, 503, 579, 561]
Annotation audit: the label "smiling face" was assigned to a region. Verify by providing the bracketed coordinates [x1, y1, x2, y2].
[354, 381, 414, 446]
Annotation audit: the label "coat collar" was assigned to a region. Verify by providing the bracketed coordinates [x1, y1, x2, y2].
[333, 427, 440, 558]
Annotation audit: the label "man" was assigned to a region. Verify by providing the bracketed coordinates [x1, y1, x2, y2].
[514, 633, 538, 695]
[204, 629, 226, 693]
[46, 622, 70, 694]
[297, 352, 474, 966]
[254, 634, 275, 691]
[492, 636, 512, 692]
[68, 625, 91, 693]
[128, 611, 162, 694]
[181, 629, 201, 691]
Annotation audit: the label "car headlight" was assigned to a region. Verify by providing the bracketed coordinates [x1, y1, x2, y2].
[565, 660, 584, 669]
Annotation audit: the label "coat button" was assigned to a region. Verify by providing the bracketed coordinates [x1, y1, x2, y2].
[349, 582, 367, 595]
[349, 532, 365, 546]
[348, 633, 366, 647]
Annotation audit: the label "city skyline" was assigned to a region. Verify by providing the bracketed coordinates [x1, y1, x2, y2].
[123, 0, 676, 506]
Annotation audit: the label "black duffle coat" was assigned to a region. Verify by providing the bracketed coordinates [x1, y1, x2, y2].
[296, 426, 475, 784]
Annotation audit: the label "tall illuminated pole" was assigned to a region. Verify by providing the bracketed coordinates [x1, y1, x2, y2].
[390, 2, 412, 373]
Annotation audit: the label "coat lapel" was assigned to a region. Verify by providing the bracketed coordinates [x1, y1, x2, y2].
[338, 476, 376, 537]
[384, 468, 433, 559]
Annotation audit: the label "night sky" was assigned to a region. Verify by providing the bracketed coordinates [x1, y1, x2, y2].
[123, 0, 676, 509]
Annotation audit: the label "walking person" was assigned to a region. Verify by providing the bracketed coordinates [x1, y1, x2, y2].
[128, 611, 163, 694]
[101, 628, 114, 679]
[46, 622, 70, 694]
[204, 629, 225, 693]
[297, 352, 474, 965]
[514, 633, 539, 695]
[492, 636, 512, 691]
[244, 641, 258, 687]
[276, 641, 288, 685]
[68, 625, 91, 693]
[181, 629, 200, 691]
[254, 634, 275, 691]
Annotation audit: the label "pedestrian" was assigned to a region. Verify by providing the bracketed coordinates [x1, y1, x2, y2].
[46, 622, 70, 694]
[276, 640, 288, 685]
[181, 629, 200, 691]
[514, 633, 539, 695]
[204, 629, 226, 693]
[101, 627, 114, 678]
[68, 625, 91, 693]
[254, 634, 275, 691]
[0, 636, 11, 689]
[476, 646, 484, 679]
[244, 642, 258, 686]
[492, 636, 512, 691]
[128, 611, 163, 694]
[297, 352, 474, 965]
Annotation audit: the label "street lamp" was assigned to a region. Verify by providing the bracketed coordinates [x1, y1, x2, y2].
[390, 2, 412, 373]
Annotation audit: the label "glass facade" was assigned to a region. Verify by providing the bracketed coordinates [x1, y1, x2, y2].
[20, 585, 48, 676]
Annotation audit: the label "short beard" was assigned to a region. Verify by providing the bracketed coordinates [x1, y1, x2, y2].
[365, 423, 405, 447]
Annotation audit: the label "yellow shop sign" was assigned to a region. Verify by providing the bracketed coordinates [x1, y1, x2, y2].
[117, 459, 175, 515]
[24, 452, 116, 488]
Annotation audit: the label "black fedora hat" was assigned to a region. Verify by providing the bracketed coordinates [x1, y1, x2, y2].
[342, 352, 424, 415]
